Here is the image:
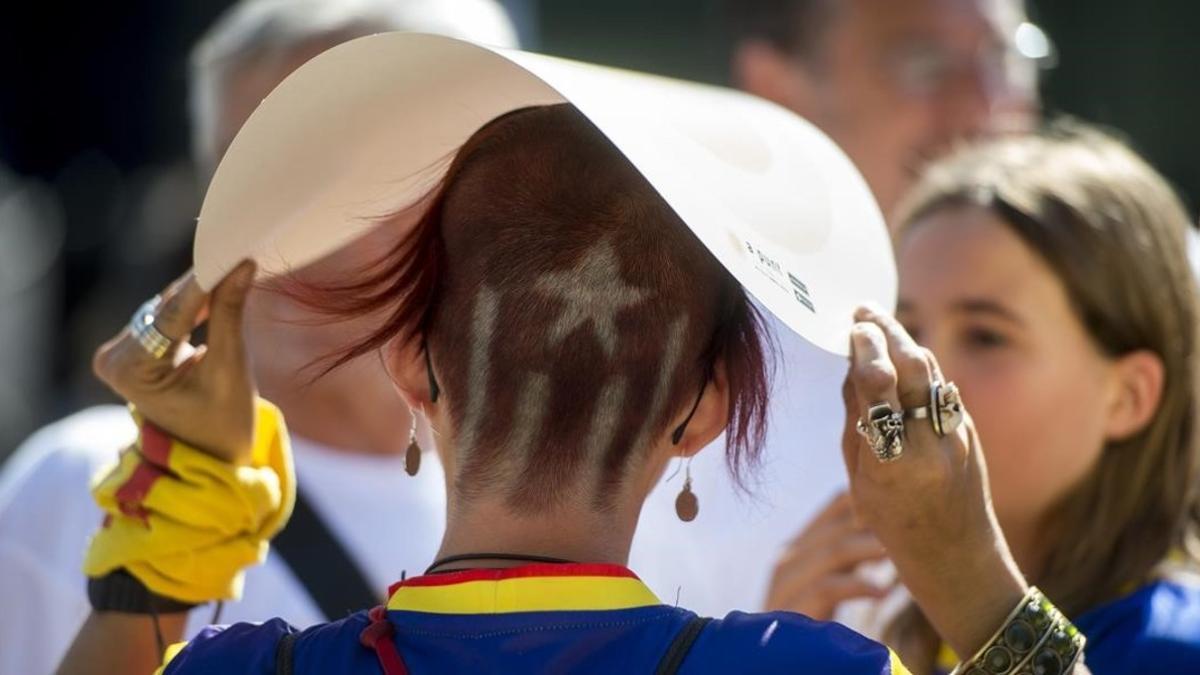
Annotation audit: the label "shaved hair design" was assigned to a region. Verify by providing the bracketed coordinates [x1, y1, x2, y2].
[301, 104, 772, 511]
[534, 239, 651, 359]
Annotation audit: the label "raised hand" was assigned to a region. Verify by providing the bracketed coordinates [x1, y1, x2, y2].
[842, 305, 1028, 661]
[91, 261, 258, 463]
[765, 491, 892, 620]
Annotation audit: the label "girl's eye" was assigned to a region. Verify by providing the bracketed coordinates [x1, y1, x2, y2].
[964, 327, 1008, 350]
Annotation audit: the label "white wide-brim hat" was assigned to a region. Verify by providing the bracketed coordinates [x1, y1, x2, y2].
[194, 32, 894, 356]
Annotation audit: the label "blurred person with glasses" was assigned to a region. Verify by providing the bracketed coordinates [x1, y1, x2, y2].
[727, 0, 1052, 219]
[705, 0, 1053, 623]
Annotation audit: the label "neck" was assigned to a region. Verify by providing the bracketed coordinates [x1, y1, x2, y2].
[433, 495, 640, 572]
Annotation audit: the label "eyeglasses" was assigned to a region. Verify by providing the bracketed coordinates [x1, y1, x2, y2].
[886, 21, 1057, 99]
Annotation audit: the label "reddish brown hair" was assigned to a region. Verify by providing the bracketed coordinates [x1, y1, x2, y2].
[296, 104, 772, 510]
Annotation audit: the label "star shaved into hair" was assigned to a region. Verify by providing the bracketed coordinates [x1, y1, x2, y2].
[534, 240, 651, 358]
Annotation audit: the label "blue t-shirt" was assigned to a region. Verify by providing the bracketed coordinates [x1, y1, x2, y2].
[1074, 579, 1200, 674]
[161, 563, 909, 674]
[931, 579, 1200, 675]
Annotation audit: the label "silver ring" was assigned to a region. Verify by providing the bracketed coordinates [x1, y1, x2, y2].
[856, 402, 905, 462]
[903, 381, 964, 437]
[129, 296, 174, 359]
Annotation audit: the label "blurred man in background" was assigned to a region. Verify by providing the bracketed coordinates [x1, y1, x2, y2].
[727, 0, 1045, 216]
[635, 0, 1049, 619]
[624, 0, 1047, 619]
[0, 2, 517, 673]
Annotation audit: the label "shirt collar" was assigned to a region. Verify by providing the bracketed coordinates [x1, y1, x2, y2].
[387, 563, 663, 614]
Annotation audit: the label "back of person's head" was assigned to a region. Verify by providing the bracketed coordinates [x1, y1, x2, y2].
[188, 0, 518, 172]
[892, 124, 1199, 634]
[305, 104, 771, 512]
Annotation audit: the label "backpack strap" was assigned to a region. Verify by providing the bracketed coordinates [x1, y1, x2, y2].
[274, 632, 298, 675]
[359, 605, 410, 675]
[275, 606, 410, 675]
[654, 615, 712, 675]
[272, 489, 379, 620]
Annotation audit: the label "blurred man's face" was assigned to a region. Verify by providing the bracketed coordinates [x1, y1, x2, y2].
[737, 0, 1037, 218]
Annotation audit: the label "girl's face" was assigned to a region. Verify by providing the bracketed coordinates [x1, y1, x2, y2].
[896, 206, 1113, 533]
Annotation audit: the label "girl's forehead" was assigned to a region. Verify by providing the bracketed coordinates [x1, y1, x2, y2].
[897, 210, 1072, 318]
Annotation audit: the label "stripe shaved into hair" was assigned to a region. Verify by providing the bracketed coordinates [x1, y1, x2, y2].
[508, 373, 552, 458]
[457, 286, 501, 457]
[620, 315, 690, 474]
[583, 375, 630, 463]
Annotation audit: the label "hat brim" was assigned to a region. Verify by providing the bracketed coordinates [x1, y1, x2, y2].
[194, 32, 894, 356]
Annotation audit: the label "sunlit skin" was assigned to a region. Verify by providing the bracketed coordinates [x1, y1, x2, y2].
[896, 206, 1151, 577]
[734, 0, 1035, 217]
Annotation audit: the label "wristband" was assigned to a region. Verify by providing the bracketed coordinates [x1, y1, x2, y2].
[87, 568, 197, 614]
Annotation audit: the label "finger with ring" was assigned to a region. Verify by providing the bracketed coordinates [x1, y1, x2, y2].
[129, 296, 174, 360]
[902, 381, 964, 437]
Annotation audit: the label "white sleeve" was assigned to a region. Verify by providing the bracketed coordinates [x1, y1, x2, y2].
[0, 406, 134, 675]
[0, 542, 91, 675]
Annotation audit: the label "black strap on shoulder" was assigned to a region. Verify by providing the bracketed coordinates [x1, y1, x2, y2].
[272, 489, 379, 621]
[654, 616, 712, 675]
[274, 632, 298, 675]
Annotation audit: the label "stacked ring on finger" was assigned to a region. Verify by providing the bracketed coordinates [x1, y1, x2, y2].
[129, 296, 175, 360]
[856, 402, 905, 463]
[904, 380, 964, 438]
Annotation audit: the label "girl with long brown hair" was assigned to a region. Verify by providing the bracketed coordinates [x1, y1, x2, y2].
[768, 125, 1200, 673]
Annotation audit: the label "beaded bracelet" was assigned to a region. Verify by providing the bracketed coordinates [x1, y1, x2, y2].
[950, 587, 1086, 675]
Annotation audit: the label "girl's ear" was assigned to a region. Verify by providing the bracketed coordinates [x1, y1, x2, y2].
[1104, 350, 1165, 441]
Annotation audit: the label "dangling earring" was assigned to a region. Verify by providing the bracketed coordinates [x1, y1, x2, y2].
[405, 413, 422, 477]
[675, 458, 698, 522]
[671, 374, 707, 523]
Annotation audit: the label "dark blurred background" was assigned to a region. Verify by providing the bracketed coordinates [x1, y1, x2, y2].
[0, 0, 1197, 458]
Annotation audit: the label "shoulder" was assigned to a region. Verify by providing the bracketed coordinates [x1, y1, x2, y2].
[162, 618, 299, 675]
[163, 613, 375, 675]
[0, 405, 134, 505]
[690, 610, 905, 674]
[0, 406, 134, 564]
[1076, 579, 1200, 674]
[0, 408, 135, 675]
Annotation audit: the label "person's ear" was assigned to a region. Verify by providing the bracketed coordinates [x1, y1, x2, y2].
[382, 337, 437, 411]
[730, 39, 817, 113]
[1104, 350, 1165, 441]
[670, 360, 731, 458]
